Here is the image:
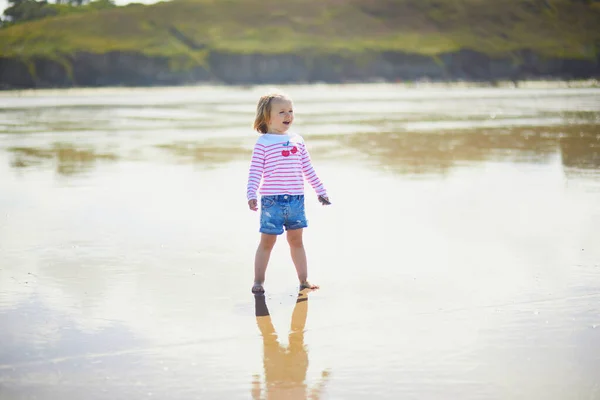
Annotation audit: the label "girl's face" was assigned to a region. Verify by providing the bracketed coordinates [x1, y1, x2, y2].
[267, 99, 294, 134]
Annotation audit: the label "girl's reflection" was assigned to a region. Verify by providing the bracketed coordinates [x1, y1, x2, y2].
[252, 290, 330, 400]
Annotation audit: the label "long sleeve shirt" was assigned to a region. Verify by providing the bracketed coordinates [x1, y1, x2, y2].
[246, 133, 327, 201]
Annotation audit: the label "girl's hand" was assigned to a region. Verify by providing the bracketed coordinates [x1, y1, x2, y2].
[248, 199, 258, 211]
[318, 195, 331, 206]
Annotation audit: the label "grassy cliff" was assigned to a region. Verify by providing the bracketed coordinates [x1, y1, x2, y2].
[1, 0, 599, 87]
[2, 0, 599, 58]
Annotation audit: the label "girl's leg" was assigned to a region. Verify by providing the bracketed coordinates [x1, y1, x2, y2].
[286, 229, 319, 289]
[253, 233, 277, 292]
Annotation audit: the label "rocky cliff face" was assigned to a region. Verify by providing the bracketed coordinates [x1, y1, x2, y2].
[1, 49, 598, 89]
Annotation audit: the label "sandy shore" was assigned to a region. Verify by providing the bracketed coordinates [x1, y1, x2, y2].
[1, 84, 599, 399]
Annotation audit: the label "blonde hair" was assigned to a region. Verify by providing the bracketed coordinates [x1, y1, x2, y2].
[253, 91, 291, 134]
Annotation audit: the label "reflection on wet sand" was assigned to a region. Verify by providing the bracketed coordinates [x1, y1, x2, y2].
[155, 142, 250, 165]
[0, 297, 142, 392]
[559, 132, 600, 170]
[5, 124, 597, 177]
[253, 291, 330, 400]
[337, 123, 600, 175]
[8, 144, 118, 175]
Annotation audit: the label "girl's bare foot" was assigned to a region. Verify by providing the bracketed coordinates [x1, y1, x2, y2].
[299, 281, 319, 290]
[251, 282, 265, 294]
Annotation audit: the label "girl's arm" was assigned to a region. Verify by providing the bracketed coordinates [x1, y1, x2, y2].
[300, 142, 327, 197]
[247, 142, 265, 201]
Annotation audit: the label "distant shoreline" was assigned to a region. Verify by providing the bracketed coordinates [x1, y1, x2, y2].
[1, 79, 599, 97]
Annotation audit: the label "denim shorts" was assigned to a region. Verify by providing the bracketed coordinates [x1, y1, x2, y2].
[260, 195, 308, 235]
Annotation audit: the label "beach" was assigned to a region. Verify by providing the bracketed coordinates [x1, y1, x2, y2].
[1, 83, 599, 400]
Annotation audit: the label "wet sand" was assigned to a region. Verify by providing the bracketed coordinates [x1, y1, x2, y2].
[1, 84, 599, 400]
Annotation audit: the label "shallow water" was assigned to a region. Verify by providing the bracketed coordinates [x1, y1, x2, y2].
[1, 83, 599, 400]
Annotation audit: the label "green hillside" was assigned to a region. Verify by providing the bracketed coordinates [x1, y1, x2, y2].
[1, 0, 600, 62]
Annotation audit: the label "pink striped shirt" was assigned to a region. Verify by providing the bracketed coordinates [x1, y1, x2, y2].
[246, 133, 327, 200]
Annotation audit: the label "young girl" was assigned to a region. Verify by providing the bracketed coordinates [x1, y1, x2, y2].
[247, 91, 331, 294]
